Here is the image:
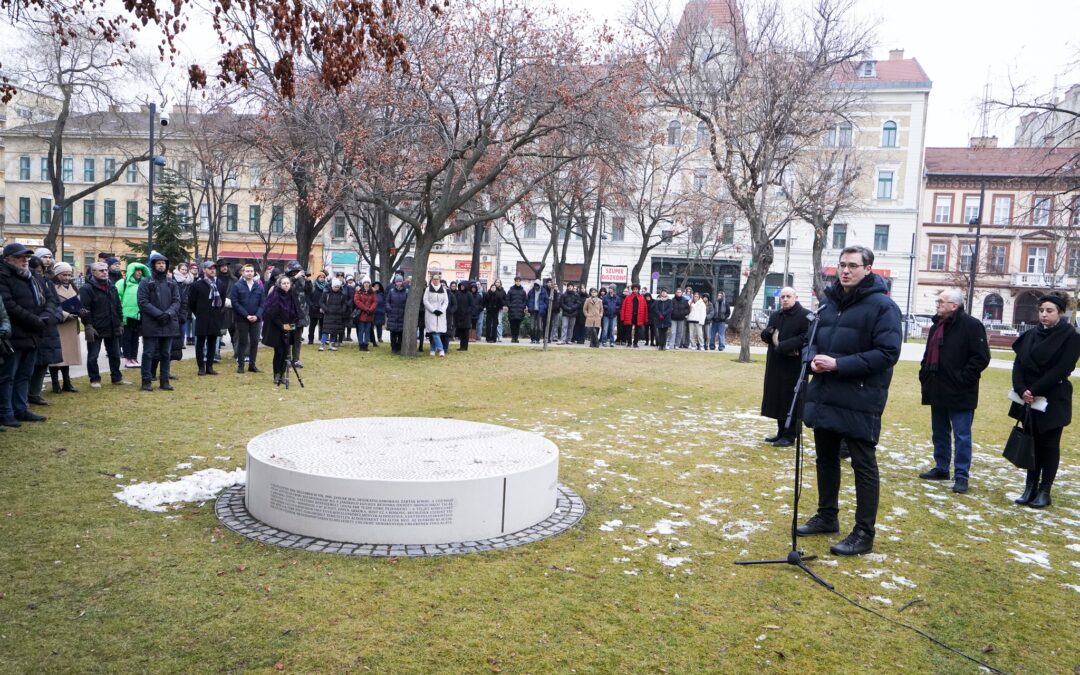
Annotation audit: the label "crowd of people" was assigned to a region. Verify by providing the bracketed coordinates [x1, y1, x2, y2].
[2, 242, 1076, 552]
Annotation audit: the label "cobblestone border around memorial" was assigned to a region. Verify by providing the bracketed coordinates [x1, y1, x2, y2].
[215, 484, 586, 557]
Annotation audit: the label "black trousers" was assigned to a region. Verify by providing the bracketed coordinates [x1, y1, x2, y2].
[390, 330, 403, 353]
[656, 327, 668, 348]
[195, 335, 218, 370]
[1032, 426, 1063, 487]
[307, 317, 322, 344]
[235, 320, 261, 366]
[588, 327, 599, 347]
[813, 428, 879, 535]
[509, 318, 522, 340]
[273, 343, 289, 375]
[484, 311, 499, 342]
[457, 326, 470, 350]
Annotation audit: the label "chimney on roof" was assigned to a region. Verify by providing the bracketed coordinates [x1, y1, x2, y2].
[969, 136, 998, 149]
[107, 104, 119, 113]
[888, 49, 904, 61]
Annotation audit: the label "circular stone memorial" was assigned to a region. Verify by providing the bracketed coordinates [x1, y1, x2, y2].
[242, 417, 567, 548]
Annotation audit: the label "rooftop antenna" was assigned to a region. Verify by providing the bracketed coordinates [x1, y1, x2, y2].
[978, 75, 992, 138]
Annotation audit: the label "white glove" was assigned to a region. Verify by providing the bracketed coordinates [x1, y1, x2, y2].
[224, 298, 232, 308]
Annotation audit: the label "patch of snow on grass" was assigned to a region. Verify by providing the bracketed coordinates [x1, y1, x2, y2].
[114, 468, 246, 512]
[869, 596, 893, 605]
[719, 519, 767, 541]
[657, 554, 691, 568]
[647, 519, 691, 535]
[599, 520, 623, 532]
[1008, 547, 1051, 569]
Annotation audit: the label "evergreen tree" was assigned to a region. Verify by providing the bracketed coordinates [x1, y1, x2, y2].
[124, 171, 194, 265]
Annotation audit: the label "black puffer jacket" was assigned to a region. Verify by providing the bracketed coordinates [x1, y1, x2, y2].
[484, 286, 506, 313]
[79, 278, 123, 338]
[559, 289, 582, 316]
[137, 255, 181, 338]
[0, 261, 47, 350]
[385, 285, 409, 331]
[671, 295, 690, 321]
[454, 286, 477, 330]
[319, 287, 352, 335]
[505, 284, 528, 320]
[804, 274, 902, 444]
[34, 273, 63, 365]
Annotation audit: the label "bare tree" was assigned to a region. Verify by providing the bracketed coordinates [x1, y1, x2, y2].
[631, 0, 874, 361]
[341, 197, 415, 283]
[785, 146, 864, 301]
[8, 15, 153, 253]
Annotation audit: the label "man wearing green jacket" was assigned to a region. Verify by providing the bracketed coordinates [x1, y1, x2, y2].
[115, 262, 149, 368]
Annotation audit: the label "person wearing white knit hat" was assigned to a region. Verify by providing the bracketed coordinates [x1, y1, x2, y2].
[48, 262, 82, 393]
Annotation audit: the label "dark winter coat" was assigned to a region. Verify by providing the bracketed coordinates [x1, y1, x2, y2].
[308, 280, 327, 319]
[527, 284, 548, 316]
[289, 275, 310, 328]
[373, 290, 386, 325]
[218, 271, 237, 330]
[760, 302, 811, 421]
[484, 287, 506, 313]
[804, 274, 902, 444]
[33, 273, 63, 365]
[229, 278, 266, 321]
[559, 289, 582, 316]
[445, 286, 458, 327]
[1008, 320, 1080, 432]
[188, 276, 229, 336]
[505, 284, 528, 320]
[353, 288, 378, 322]
[651, 297, 673, 329]
[385, 286, 409, 331]
[918, 308, 990, 411]
[319, 287, 352, 335]
[620, 293, 649, 327]
[602, 292, 621, 318]
[261, 293, 300, 349]
[671, 295, 690, 321]
[137, 273, 181, 338]
[454, 287, 477, 330]
[0, 261, 47, 351]
[79, 277, 123, 338]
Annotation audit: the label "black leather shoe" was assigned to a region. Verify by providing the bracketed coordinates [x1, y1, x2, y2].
[248, 365, 262, 373]
[158, 382, 174, 391]
[951, 478, 969, 493]
[796, 514, 840, 536]
[763, 434, 780, 443]
[206, 368, 219, 375]
[62, 383, 78, 393]
[28, 395, 49, 406]
[198, 367, 206, 376]
[1, 416, 22, 428]
[772, 437, 794, 448]
[16, 411, 47, 422]
[1015, 475, 1039, 505]
[141, 381, 153, 392]
[1029, 488, 1052, 509]
[830, 530, 875, 556]
[919, 468, 950, 480]
[237, 364, 246, 374]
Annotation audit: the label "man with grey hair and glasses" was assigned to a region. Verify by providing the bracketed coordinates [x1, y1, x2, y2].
[79, 261, 129, 387]
[917, 288, 990, 494]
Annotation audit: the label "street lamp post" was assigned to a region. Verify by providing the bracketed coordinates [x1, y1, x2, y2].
[147, 103, 167, 252]
[965, 181, 987, 312]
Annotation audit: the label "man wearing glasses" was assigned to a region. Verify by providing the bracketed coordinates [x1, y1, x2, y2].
[797, 245, 902, 556]
[916, 289, 990, 494]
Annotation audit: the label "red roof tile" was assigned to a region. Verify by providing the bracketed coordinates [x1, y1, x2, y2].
[925, 147, 1078, 178]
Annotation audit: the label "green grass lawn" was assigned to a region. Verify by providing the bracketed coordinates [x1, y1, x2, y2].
[2, 345, 1078, 673]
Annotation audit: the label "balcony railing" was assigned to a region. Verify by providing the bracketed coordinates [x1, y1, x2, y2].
[1010, 272, 1067, 288]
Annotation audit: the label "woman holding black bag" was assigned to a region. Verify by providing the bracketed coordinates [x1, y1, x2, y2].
[1008, 294, 1080, 508]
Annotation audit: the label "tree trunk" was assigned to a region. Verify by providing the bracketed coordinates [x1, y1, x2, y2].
[294, 204, 317, 267]
[730, 240, 774, 363]
[811, 221, 827, 307]
[399, 238, 434, 357]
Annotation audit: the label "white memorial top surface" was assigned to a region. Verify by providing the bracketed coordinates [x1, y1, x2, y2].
[247, 417, 558, 481]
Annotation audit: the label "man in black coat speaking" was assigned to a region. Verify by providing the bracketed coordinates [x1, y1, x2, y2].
[760, 287, 811, 448]
[917, 288, 990, 494]
[798, 245, 901, 556]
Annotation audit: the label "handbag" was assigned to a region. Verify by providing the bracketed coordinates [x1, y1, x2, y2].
[1002, 405, 1036, 470]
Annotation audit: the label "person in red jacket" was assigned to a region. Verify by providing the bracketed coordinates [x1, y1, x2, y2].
[352, 277, 378, 352]
[619, 284, 649, 348]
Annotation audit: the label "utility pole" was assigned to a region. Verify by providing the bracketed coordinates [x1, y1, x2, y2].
[147, 102, 156, 251]
[965, 181, 987, 312]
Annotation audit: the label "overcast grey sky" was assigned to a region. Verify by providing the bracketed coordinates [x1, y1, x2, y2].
[560, 0, 1079, 148]
[4, 0, 1076, 148]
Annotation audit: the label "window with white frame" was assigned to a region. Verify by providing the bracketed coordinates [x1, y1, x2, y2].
[199, 203, 209, 229]
[126, 164, 138, 183]
[992, 196, 1012, 225]
[103, 157, 115, 178]
[933, 194, 952, 223]
[838, 122, 853, 147]
[610, 216, 624, 242]
[693, 169, 708, 191]
[959, 243, 975, 272]
[831, 223, 847, 249]
[881, 121, 897, 147]
[988, 244, 1006, 274]
[876, 171, 894, 199]
[1033, 196, 1051, 226]
[1026, 246, 1047, 273]
[874, 224, 889, 251]
[667, 120, 681, 146]
[696, 121, 708, 146]
[929, 243, 946, 271]
[963, 195, 980, 224]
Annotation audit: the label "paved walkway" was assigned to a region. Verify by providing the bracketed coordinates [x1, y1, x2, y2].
[63, 333, 1061, 382]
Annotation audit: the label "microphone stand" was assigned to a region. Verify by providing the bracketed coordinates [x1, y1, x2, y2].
[735, 311, 833, 590]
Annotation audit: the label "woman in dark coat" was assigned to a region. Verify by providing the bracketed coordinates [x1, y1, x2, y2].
[1008, 294, 1080, 508]
[262, 275, 301, 385]
[28, 259, 62, 405]
[385, 276, 409, 354]
[483, 280, 505, 342]
[650, 289, 673, 350]
[318, 278, 351, 349]
[307, 272, 328, 345]
[454, 282, 478, 351]
[371, 281, 386, 346]
[760, 289, 811, 447]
